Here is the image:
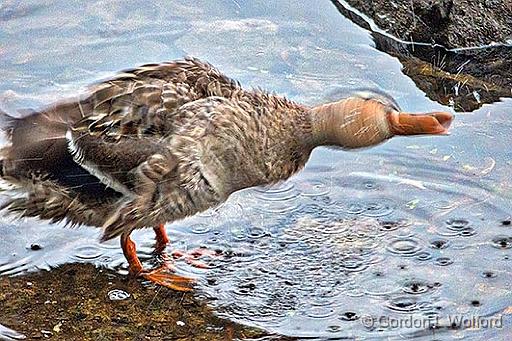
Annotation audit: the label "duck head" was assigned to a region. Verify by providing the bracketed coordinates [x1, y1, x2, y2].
[310, 90, 453, 149]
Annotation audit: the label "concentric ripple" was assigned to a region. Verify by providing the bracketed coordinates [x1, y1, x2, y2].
[386, 237, 424, 257]
[72, 245, 103, 261]
[385, 296, 421, 313]
[337, 198, 396, 218]
[252, 183, 302, 214]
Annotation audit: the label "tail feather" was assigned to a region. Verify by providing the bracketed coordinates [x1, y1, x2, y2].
[0, 104, 111, 194]
[0, 104, 123, 230]
[1, 178, 115, 228]
[0, 107, 70, 181]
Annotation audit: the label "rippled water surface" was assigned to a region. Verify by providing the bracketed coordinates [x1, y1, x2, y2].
[1, 0, 511, 340]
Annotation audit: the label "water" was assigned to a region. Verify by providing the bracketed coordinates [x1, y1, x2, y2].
[0, 324, 25, 341]
[1, 0, 511, 340]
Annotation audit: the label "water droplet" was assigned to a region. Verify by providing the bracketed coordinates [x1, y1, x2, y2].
[339, 202, 365, 215]
[434, 257, 453, 266]
[430, 239, 450, 249]
[73, 245, 103, 260]
[305, 305, 336, 319]
[190, 224, 211, 234]
[387, 237, 423, 256]
[491, 235, 512, 249]
[363, 181, 377, 190]
[108, 289, 130, 301]
[446, 218, 470, 231]
[297, 180, 330, 197]
[402, 280, 431, 294]
[481, 271, 496, 278]
[459, 227, 476, 237]
[362, 200, 395, 217]
[415, 251, 432, 261]
[386, 296, 420, 313]
[326, 325, 342, 332]
[340, 255, 369, 273]
[379, 219, 410, 232]
[29, 243, 42, 251]
[339, 311, 359, 321]
[247, 226, 268, 239]
[98, 255, 113, 265]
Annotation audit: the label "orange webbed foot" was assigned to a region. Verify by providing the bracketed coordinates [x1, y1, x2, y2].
[121, 230, 196, 291]
[140, 265, 196, 292]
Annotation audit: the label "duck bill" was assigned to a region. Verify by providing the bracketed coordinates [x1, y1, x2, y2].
[387, 111, 453, 136]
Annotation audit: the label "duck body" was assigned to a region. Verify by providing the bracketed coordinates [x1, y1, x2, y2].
[1, 59, 311, 238]
[0, 58, 452, 289]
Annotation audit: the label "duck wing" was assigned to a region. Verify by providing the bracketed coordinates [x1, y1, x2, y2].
[64, 58, 241, 190]
[0, 58, 240, 229]
[2, 57, 241, 190]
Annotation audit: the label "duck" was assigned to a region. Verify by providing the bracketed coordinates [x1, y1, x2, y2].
[0, 57, 453, 290]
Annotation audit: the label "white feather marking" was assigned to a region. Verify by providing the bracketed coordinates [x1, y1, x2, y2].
[66, 129, 132, 196]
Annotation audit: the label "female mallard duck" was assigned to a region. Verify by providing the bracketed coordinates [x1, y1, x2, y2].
[0, 58, 452, 290]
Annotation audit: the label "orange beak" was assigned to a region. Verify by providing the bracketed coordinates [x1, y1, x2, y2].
[387, 111, 453, 136]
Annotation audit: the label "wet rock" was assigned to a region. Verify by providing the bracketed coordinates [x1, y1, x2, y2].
[331, 0, 512, 112]
[337, 0, 512, 48]
[413, 0, 453, 29]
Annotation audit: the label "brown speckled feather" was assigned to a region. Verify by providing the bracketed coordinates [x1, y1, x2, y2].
[0, 57, 313, 240]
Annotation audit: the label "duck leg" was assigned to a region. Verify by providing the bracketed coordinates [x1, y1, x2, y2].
[153, 223, 170, 253]
[120, 231, 195, 291]
[154, 223, 220, 269]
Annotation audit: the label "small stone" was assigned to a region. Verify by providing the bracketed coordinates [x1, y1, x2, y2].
[41, 330, 52, 337]
[502, 220, 511, 226]
[176, 320, 185, 326]
[108, 289, 130, 301]
[53, 322, 62, 333]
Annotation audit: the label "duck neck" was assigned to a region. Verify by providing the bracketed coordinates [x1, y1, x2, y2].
[309, 99, 393, 149]
[309, 102, 339, 146]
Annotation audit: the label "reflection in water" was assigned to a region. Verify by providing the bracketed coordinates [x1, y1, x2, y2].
[0, 0, 511, 340]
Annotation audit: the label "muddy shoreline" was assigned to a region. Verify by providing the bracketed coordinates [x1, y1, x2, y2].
[0, 264, 288, 341]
